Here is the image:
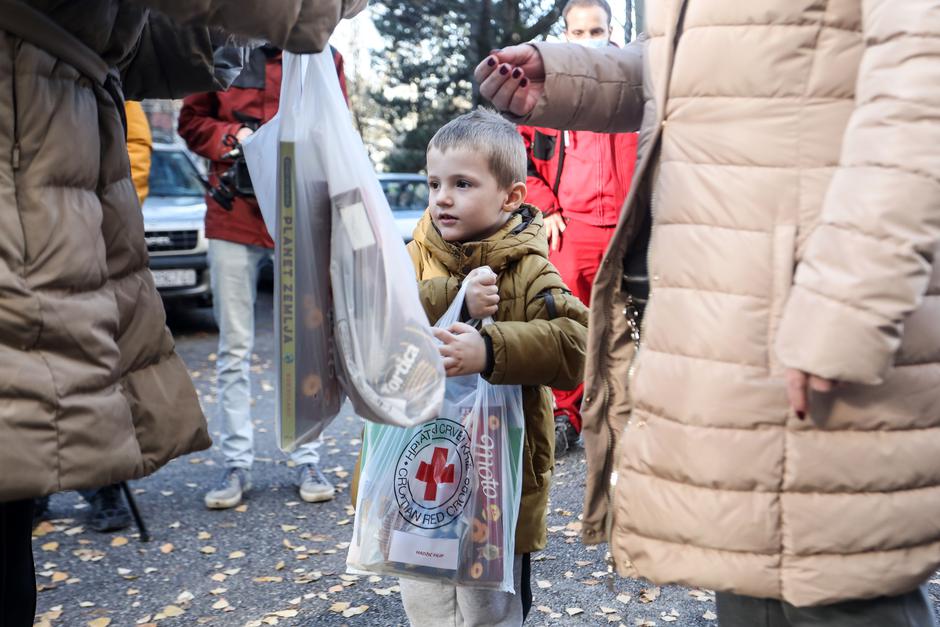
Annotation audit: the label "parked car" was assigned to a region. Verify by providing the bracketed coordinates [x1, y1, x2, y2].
[143, 143, 211, 304]
[379, 173, 428, 242]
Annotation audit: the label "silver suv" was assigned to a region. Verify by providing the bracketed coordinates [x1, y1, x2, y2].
[143, 143, 211, 304]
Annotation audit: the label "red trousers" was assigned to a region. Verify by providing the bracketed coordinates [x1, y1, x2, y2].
[549, 219, 617, 433]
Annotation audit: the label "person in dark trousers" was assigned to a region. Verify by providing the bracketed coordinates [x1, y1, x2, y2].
[0, 1, 365, 623]
[0, 500, 36, 627]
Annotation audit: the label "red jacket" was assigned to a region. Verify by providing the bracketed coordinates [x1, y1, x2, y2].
[519, 125, 638, 227]
[179, 47, 348, 248]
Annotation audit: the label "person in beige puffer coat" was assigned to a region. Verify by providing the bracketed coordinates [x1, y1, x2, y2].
[0, 1, 365, 623]
[476, 1, 940, 625]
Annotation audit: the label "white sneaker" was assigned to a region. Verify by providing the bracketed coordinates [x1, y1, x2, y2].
[204, 468, 252, 509]
[297, 464, 335, 503]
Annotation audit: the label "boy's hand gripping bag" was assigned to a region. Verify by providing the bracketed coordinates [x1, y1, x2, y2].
[346, 284, 525, 593]
[243, 53, 343, 450]
[299, 51, 445, 429]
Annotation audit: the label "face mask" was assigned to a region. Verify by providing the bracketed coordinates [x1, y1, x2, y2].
[572, 38, 609, 49]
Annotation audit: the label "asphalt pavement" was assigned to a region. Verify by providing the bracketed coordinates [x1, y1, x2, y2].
[31, 289, 940, 627]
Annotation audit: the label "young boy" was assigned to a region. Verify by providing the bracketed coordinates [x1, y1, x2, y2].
[400, 108, 589, 626]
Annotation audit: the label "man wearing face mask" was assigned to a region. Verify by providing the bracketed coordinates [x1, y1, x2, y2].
[517, 0, 638, 455]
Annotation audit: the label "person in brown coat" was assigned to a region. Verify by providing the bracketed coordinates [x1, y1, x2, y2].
[0, 1, 365, 624]
[476, 0, 940, 626]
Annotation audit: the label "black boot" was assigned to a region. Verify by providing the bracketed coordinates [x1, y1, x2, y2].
[84, 485, 132, 533]
[554, 412, 579, 456]
[31, 495, 49, 529]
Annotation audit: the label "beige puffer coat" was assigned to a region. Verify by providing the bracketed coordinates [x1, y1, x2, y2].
[517, 0, 940, 607]
[0, 0, 365, 502]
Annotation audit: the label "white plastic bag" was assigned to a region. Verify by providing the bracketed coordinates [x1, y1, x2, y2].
[243, 53, 343, 451]
[347, 284, 525, 592]
[299, 50, 445, 429]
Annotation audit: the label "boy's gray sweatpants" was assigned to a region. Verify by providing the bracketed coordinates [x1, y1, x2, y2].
[716, 586, 939, 627]
[399, 556, 525, 627]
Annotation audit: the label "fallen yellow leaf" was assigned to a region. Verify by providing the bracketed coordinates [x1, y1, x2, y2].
[330, 602, 351, 612]
[87, 618, 111, 627]
[161, 605, 184, 618]
[198, 531, 212, 540]
[110, 536, 128, 547]
[160, 543, 174, 554]
[51, 572, 68, 583]
[273, 610, 299, 618]
[200, 546, 217, 555]
[235, 504, 248, 513]
[228, 551, 246, 559]
[343, 605, 369, 618]
[212, 598, 230, 610]
[41, 542, 59, 552]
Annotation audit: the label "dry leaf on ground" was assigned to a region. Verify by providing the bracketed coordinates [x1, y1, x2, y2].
[639, 586, 662, 603]
[343, 606, 369, 618]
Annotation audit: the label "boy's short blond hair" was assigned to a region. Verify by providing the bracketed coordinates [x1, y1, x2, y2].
[428, 108, 527, 190]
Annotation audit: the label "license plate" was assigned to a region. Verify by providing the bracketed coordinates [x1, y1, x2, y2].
[152, 269, 197, 288]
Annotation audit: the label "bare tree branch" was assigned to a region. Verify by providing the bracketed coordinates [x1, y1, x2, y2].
[521, 0, 566, 42]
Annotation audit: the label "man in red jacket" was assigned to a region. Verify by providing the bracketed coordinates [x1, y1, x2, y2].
[179, 45, 348, 509]
[518, 0, 638, 454]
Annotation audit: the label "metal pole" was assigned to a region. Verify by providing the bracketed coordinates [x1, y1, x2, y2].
[119, 482, 150, 543]
[625, 0, 634, 42]
[635, 0, 646, 36]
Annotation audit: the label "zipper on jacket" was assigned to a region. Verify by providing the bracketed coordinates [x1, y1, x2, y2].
[10, 38, 20, 171]
[625, 0, 689, 421]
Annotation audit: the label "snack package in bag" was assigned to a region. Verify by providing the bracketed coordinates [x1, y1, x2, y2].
[347, 284, 525, 592]
[243, 53, 343, 450]
[299, 50, 445, 428]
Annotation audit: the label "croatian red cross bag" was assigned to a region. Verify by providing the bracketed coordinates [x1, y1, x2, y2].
[346, 284, 525, 592]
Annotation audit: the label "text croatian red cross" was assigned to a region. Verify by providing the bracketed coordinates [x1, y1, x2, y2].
[416, 447, 455, 501]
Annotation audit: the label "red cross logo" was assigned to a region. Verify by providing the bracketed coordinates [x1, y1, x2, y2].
[415, 447, 456, 501]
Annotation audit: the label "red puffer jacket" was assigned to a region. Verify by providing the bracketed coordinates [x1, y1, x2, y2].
[179, 47, 347, 248]
[519, 125, 637, 227]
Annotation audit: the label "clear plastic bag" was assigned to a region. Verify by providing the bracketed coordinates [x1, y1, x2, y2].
[297, 50, 444, 429]
[347, 284, 525, 593]
[245, 50, 445, 443]
[243, 53, 343, 451]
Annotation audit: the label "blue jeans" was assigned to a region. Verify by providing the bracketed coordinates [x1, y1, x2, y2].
[209, 239, 321, 469]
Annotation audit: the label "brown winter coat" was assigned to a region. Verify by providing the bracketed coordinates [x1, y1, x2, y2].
[0, 0, 365, 502]
[408, 207, 589, 553]
[516, 0, 940, 607]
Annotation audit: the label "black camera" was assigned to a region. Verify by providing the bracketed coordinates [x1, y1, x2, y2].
[209, 112, 261, 211]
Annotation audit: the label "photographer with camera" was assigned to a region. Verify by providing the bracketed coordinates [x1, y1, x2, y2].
[179, 44, 349, 510]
